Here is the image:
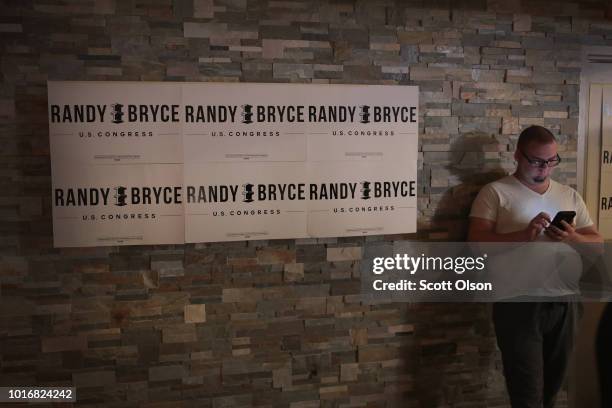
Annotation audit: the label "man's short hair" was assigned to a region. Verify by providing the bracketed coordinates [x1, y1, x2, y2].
[517, 125, 556, 150]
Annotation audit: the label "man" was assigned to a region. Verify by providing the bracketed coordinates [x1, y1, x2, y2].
[468, 125, 603, 408]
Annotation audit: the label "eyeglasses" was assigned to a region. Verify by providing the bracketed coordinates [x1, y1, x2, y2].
[519, 149, 561, 168]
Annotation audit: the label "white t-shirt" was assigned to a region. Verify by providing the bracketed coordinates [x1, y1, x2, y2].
[469, 175, 593, 237]
[469, 175, 593, 298]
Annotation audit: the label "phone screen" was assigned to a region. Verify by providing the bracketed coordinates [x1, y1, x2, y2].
[550, 211, 576, 229]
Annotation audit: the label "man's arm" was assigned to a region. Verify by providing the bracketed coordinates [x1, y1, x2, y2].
[546, 222, 604, 244]
[573, 225, 604, 244]
[468, 213, 550, 242]
[574, 225, 605, 257]
[468, 217, 525, 242]
[544, 222, 604, 257]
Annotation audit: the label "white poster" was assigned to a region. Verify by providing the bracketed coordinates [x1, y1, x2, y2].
[306, 162, 417, 237]
[182, 83, 306, 163]
[184, 162, 309, 242]
[52, 164, 184, 247]
[600, 91, 612, 239]
[48, 82, 183, 166]
[48, 81, 419, 246]
[304, 85, 418, 163]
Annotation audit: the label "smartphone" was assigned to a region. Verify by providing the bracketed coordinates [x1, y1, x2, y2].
[549, 211, 576, 229]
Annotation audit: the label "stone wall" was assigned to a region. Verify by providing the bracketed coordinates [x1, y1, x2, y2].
[2, 0, 611, 406]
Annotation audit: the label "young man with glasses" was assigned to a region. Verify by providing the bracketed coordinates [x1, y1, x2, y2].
[468, 125, 603, 408]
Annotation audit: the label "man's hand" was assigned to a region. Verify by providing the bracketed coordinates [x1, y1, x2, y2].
[525, 212, 551, 241]
[545, 220, 577, 242]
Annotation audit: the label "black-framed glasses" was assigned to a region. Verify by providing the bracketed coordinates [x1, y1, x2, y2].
[519, 149, 561, 168]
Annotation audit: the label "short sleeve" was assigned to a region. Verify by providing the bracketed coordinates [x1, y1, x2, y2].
[469, 184, 500, 222]
[573, 190, 594, 229]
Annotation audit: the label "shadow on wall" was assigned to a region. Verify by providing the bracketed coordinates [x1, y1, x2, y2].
[431, 132, 509, 241]
[408, 133, 509, 406]
[393, 303, 505, 407]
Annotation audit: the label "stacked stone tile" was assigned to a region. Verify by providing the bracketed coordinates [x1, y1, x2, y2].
[1, 0, 608, 406]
